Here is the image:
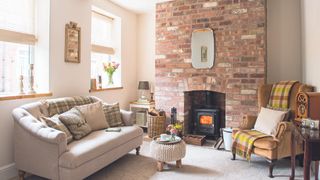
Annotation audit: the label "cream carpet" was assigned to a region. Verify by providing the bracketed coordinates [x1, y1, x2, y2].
[26, 141, 310, 180]
[86, 141, 308, 180]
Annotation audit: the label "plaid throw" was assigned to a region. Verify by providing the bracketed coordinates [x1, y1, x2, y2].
[232, 130, 270, 160]
[46, 96, 95, 117]
[102, 103, 124, 127]
[268, 81, 298, 109]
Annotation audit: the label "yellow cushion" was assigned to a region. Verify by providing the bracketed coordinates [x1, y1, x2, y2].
[253, 137, 277, 150]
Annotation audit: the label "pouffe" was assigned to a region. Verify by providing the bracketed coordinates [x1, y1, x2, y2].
[150, 140, 186, 171]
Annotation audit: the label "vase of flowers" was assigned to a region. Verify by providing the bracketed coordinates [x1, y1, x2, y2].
[166, 122, 183, 139]
[103, 61, 120, 85]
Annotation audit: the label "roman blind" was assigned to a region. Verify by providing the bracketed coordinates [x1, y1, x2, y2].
[0, 0, 36, 45]
[91, 11, 115, 55]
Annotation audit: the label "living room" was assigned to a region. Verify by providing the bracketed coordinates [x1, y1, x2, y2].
[0, 0, 320, 179]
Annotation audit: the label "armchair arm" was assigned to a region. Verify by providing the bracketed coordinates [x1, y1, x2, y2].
[120, 109, 134, 126]
[239, 115, 257, 130]
[274, 121, 292, 141]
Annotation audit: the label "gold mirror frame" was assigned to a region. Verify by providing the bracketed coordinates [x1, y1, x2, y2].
[65, 21, 81, 63]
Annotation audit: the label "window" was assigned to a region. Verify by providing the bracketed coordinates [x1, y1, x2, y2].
[91, 8, 121, 89]
[0, 0, 49, 97]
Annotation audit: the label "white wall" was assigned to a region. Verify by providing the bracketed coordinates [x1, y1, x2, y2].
[301, 0, 320, 91]
[0, 0, 138, 178]
[137, 12, 156, 90]
[267, 0, 302, 83]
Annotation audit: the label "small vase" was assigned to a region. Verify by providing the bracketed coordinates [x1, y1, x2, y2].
[170, 134, 176, 141]
[107, 72, 114, 85]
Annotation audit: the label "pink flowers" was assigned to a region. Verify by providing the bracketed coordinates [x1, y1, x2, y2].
[103, 61, 120, 74]
[166, 123, 182, 136]
[170, 128, 178, 135]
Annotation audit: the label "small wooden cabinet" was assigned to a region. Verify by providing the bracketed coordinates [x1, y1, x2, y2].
[129, 101, 155, 128]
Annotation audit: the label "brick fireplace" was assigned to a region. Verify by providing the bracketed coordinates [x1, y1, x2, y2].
[155, 0, 266, 128]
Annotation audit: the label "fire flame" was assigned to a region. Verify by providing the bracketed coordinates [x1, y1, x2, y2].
[200, 115, 213, 125]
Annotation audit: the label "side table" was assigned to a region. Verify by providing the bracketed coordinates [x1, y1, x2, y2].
[150, 139, 186, 171]
[291, 122, 320, 180]
[129, 101, 155, 128]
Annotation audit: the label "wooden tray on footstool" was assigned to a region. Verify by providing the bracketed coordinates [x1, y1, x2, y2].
[183, 134, 205, 146]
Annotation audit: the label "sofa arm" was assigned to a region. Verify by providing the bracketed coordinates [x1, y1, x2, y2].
[239, 115, 257, 130]
[12, 108, 68, 179]
[120, 109, 134, 126]
[12, 108, 67, 151]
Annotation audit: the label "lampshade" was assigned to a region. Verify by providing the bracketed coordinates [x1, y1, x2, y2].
[138, 81, 150, 90]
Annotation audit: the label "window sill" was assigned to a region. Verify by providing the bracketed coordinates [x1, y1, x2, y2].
[89, 86, 123, 93]
[0, 92, 53, 101]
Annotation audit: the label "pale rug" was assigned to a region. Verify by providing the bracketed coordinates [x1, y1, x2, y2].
[26, 141, 310, 180]
[87, 141, 308, 180]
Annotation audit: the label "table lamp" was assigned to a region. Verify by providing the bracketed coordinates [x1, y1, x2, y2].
[138, 81, 150, 103]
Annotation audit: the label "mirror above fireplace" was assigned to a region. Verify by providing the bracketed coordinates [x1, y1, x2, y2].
[191, 28, 215, 69]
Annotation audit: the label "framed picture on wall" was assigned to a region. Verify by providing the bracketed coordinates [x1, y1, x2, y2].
[65, 21, 81, 63]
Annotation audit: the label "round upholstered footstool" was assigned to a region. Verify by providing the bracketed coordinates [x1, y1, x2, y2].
[150, 139, 186, 171]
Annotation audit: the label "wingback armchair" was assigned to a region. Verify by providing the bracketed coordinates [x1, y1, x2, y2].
[232, 82, 313, 178]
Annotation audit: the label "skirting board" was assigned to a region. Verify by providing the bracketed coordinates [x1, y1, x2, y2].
[0, 163, 17, 180]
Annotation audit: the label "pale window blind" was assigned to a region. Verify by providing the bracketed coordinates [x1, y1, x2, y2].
[0, 0, 35, 34]
[91, 11, 114, 54]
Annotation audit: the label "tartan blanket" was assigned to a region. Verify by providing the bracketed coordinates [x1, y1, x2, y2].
[232, 130, 270, 160]
[268, 81, 298, 109]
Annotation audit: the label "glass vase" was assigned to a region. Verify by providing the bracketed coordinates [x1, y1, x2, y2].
[107, 72, 114, 85]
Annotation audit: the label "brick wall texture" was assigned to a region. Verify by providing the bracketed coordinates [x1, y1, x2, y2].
[155, 0, 266, 127]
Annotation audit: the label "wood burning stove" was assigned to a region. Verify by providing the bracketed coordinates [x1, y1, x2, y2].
[193, 108, 220, 138]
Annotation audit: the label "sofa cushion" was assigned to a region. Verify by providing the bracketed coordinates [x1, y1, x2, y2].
[253, 136, 278, 150]
[76, 102, 109, 131]
[59, 126, 143, 169]
[102, 103, 124, 127]
[59, 108, 92, 140]
[41, 114, 73, 143]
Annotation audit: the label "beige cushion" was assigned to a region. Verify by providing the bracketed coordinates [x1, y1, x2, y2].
[59, 126, 143, 168]
[40, 115, 73, 143]
[59, 108, 92, 140]
[102, 103, 123, 127]
[76, 102, 109, 131]
[254, 107, 286, 136]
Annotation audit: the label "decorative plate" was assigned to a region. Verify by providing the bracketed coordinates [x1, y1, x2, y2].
[153, 136, 182, 145]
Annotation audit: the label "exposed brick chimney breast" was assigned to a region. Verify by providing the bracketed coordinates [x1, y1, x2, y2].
[155, 0, 266, 127]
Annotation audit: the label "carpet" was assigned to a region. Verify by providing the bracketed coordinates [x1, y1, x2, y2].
[86, 141, 308, 180]
[25, 140, 309, 180]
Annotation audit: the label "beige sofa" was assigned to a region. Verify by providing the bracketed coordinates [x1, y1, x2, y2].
[12, 96, 143, 180]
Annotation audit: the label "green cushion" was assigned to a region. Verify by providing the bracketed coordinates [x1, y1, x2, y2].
[59, 108, 92, 140]
[102, 103, 123, 127]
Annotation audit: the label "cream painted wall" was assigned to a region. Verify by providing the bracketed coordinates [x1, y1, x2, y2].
[137, 13, 156, 89]
[267, 0, 302, 83]
[0, 0, 138, 176]
[301, 0, 320, 91]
